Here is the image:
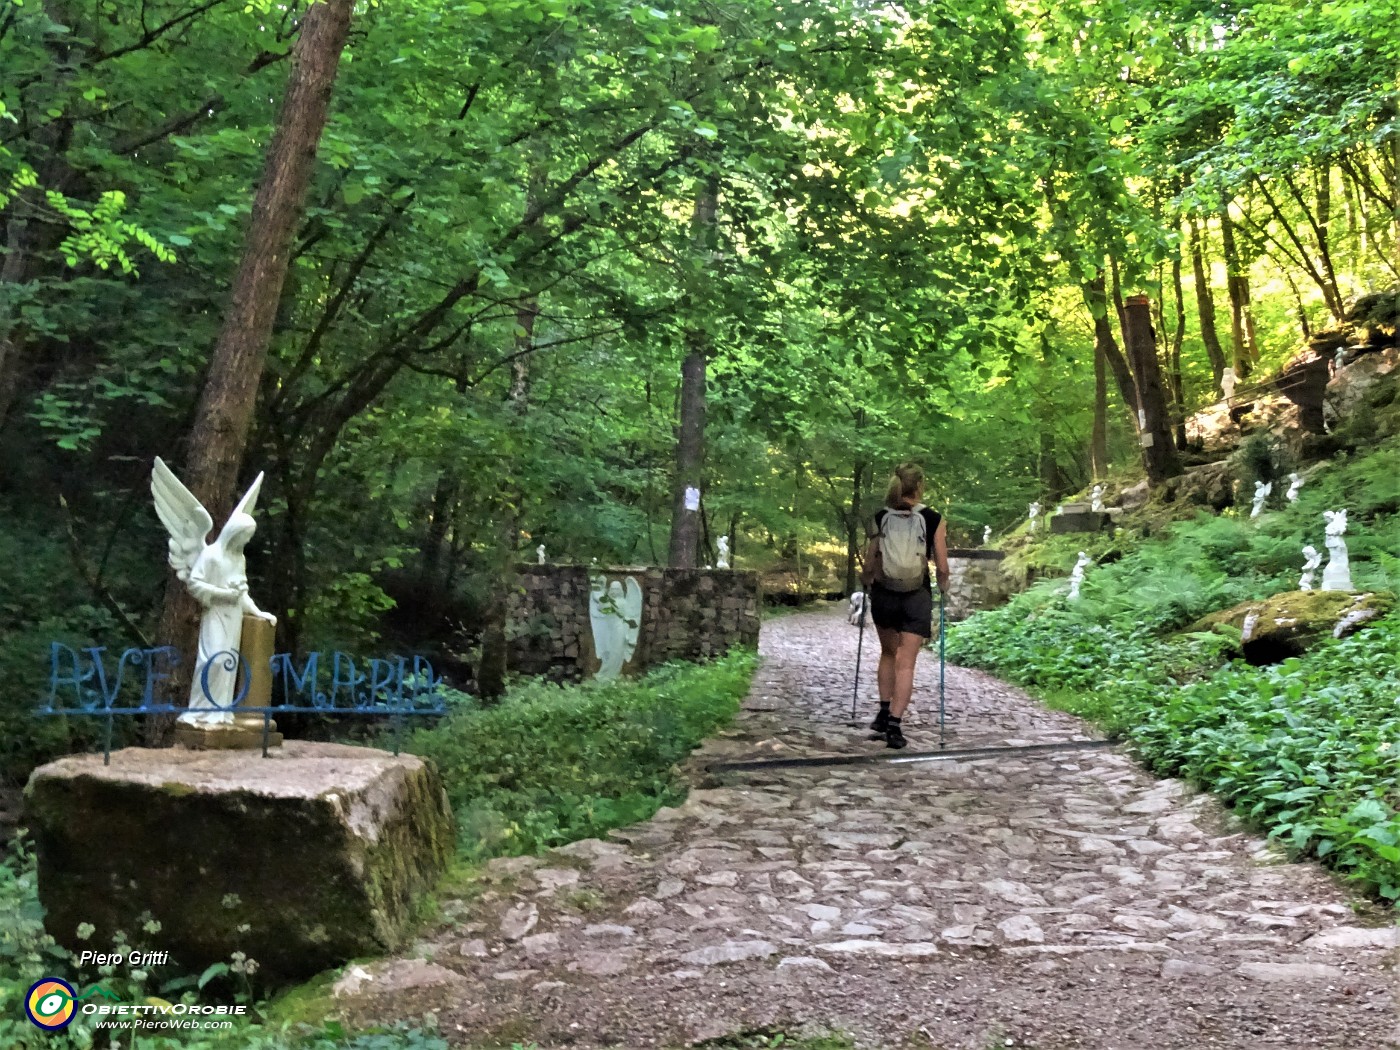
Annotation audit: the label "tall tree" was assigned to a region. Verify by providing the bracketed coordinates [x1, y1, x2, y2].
[153, 0, 354, 733]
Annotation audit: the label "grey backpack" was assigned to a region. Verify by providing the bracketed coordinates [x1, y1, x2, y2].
[877, 505, 928, 592]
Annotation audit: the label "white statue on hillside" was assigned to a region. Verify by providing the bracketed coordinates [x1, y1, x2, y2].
[1028, 502, 1041, 532]
[717, 536, 730, 569]
[1251, 480, 1272, 519]
[152, 458, 276, 724]
[1221, 367, 1237, 401]
[1286, 472, 1304, 503]
[1067, 551, 1091, 601]
[983, 525, 992, 547]
[1321, 510, 1352, 591]
[1298, 545, 1322, 591]
[1090, 485, 1105, 513]
[589, 574, 642, 680]
[537, 544, 547, 565]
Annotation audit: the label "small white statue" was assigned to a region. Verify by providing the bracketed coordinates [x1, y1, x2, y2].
[1285, 472, 1304, 503]
[1028, 502, 1041, 532]
[536, 544, 547, 565]
[847, 591, 865, 626]
[982, 525, 992, 547]
[1221, 367, 1236, 401]
[716, 536, 730, 569]
[1298, 545, 1322, 591]
[1250, 480, 1272, 519]
[589, 575, 642, 680]
[152, 458, 276, 724]
[1090, 485, 1105, 513]
[1067, 551, 1091, 601]
[1321, 510, 1352, 591]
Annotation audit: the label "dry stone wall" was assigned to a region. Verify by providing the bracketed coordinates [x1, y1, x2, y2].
[945, 549, 1015, 622]
[506, 565, 761, 681]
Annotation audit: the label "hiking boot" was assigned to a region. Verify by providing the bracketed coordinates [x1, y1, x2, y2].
[869, 707, 890, 735]
[885, 723, 907, 749]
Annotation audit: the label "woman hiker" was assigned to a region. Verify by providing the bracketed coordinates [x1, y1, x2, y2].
[861, 463, 950, 749]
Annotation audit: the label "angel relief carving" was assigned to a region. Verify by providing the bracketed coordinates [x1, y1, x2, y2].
[589, 575, 642, 681]
[152, 458, 276, 724]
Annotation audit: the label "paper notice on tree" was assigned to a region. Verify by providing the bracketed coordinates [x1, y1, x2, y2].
[684, 486, 701, 511]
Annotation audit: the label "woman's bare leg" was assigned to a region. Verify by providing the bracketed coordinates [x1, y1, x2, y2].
[875, 626, 900, 703]
[889, 631, 924, 718]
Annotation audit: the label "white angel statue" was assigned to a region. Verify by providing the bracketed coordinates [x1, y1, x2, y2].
[1298, 545, 1322, 591]
[589, 575, 642, 681]
[1285, 472, 1304, 503]
[152, 458, 276, 724]
[982, 525, 992, 547]
[1067, 551, 1091, 601]
[1090, 485, 1105, 513]
[537, 544, 547, 565]
[717, 536, 730, 569]
[1250, 480, 1272, 519]
[1028, 502, 1041, 532]
[1221, 367, 1236, 401]
[1321, 509, 1351, 591]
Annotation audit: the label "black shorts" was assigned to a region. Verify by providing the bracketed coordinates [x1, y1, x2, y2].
[869, 583, 933, 638]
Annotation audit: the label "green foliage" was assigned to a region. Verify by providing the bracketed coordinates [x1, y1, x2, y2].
[949, 441, 1400, 900]
[408, 650, 756, 858]
[1232, 433, 1295, 487]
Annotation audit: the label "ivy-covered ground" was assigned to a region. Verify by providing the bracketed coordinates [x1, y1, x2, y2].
[948, 436, 1400, 900]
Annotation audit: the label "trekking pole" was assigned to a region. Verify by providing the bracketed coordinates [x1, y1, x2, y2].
[848, 596, 867, 727]
[938, 591, 947, 749]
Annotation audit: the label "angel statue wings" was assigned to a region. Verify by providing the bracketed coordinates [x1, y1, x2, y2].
[589, 575, 642, 681]
[152, 458, 277, 724]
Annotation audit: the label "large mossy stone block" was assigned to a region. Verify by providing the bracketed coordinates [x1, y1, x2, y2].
[1189, 589, 1395, 664]
[1050, 510, 1112, 534]
[24, 741, 454, 983]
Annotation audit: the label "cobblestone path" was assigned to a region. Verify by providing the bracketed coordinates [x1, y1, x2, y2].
[339, 607, 1400, 1049]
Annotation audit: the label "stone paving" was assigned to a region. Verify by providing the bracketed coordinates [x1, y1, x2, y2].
[339, 607, 1400, 1049]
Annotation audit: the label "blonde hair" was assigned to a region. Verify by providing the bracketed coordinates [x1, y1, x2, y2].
[885, 463, 924, 508]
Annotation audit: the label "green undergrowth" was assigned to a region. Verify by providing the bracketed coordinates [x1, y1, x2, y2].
[949, 441, 1400, 900]
[407, 649, 757, 860]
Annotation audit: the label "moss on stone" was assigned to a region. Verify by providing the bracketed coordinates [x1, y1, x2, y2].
[23, 742, 455, 986]
[1188, 589, 1395, 664]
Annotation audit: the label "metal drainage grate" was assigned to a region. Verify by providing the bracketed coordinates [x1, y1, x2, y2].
[709, 738, 1114, 774]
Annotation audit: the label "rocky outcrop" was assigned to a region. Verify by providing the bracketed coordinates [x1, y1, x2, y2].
[1325, 346, 1400, 435]
[1189, 590, 1394, 665]
[1161, 460, 1236, 511]
[25, 741, 454, 983]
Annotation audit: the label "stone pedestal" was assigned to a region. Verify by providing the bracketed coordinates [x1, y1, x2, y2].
[172, 717, 283, 750]
[1051, 511, 1113, 534]
[24, 742, 454, 983]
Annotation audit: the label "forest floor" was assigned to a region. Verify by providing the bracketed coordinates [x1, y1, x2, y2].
[334, 607, 1400, 1049]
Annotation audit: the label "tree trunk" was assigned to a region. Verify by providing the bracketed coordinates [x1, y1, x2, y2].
[667, 341, 707, 568]
[1122, 295, 1183, 485]
[1083, 275, 1138, 428]
[1170, 255, 1189, 451]
[1219, 208, 1258, 378]
[477, 295, 539, 701]
[1187, 215, 1228, 392]
[1090, 331, 1108, 480]
[846, 459, 864, 594]
[667, 179, 717, 569]
[150, 0, 354, 741]
[1038, 426, 1067, 499]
